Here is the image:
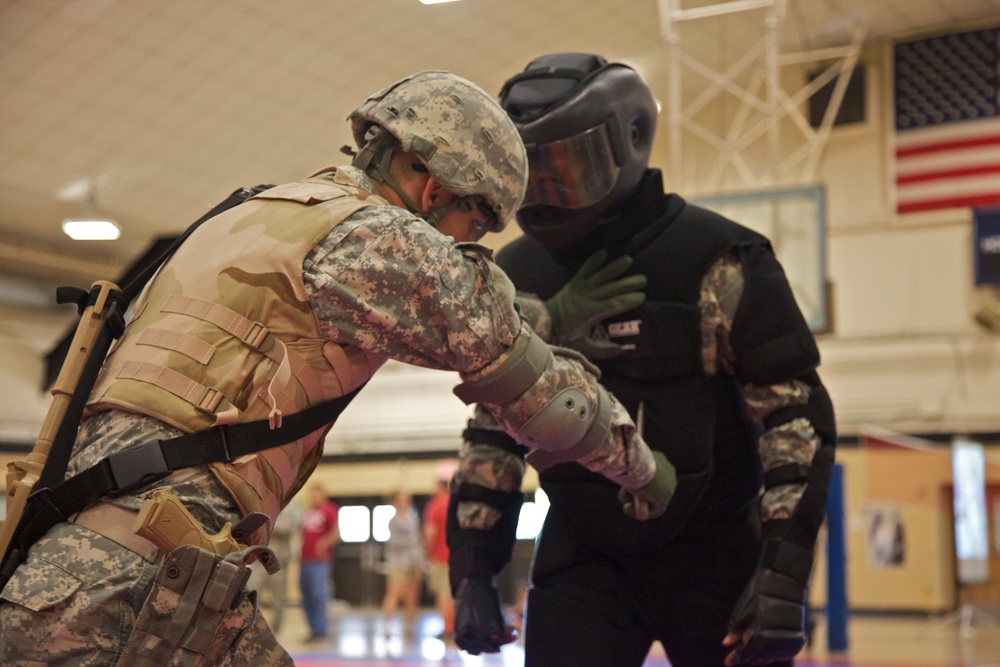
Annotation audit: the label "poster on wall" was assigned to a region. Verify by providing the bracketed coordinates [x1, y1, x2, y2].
[994, 497, 1000, 557]
[866, 504, 906, 567]
[951, 437, 990, 584]
[974, 208, 1000, 286]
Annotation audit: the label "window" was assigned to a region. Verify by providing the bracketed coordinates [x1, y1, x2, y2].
[515, 488, 550, 540]
[338, 505, 371, 543]
[372, 504, 395, 542]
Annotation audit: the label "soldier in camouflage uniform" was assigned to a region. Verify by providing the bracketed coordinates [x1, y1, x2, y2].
[0, 70, 677, 666]
[446, 54, 837, 667]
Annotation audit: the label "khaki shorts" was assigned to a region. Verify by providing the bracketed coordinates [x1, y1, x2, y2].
[426, 562, 450, 596]
[385, 564, 423, 586]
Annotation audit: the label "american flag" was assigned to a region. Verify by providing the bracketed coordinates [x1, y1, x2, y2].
[894, 28, 1000, 215]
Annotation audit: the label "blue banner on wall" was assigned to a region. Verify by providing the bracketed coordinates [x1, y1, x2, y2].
[974, 208, 1000, 286]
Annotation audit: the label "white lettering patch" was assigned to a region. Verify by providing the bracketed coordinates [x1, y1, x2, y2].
[608, 319, 641, 337]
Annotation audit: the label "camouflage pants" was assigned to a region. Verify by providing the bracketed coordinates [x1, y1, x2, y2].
[0, 522, 292, 666]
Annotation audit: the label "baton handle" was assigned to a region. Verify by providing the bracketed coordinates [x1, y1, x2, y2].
[0, 280, 121, 560]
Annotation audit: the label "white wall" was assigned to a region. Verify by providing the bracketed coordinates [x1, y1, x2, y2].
[0, 303, 72, 443]
[813, 43, 1000, 438]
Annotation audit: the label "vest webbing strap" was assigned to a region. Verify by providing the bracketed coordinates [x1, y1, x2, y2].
[1, 354, 361, 594]
[118, 361, 227, 415]
[162, 295, 272, 351]
[137, 328, 216, 365]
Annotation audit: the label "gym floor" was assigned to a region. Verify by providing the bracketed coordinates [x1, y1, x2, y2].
[272, 603, 1000, 666]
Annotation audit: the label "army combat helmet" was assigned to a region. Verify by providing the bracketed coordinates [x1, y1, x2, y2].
[349, 70, 528, 233]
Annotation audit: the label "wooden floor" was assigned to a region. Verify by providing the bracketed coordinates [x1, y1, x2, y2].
[270, 603, 1000, 666]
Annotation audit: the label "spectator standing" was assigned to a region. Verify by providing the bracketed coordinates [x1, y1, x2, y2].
[424, 465, 455, 639]
[300, 484, 340, 642]
[249, 496, 303, 634]
[381, 490, 425, 636]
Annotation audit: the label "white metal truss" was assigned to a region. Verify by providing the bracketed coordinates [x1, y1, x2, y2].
[658, 0, 869, 194]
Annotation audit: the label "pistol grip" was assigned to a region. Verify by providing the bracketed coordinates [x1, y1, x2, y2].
[133, 491, 240, 556]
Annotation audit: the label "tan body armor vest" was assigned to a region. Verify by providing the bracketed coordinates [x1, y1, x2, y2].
[86, 170, 388, 525]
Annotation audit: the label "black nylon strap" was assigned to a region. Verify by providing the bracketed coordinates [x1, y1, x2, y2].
[453, 481, 523, 511]
[764, 463, 810, 490]
[762, 403, 810, 431]
[462, 427, 528, 458]
[41, 386, 363, 521]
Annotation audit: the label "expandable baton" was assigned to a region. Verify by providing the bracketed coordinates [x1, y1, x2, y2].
[0, 280, 122, 565]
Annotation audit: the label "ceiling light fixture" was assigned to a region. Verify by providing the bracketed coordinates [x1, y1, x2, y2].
[62, 217, 121, 240]
[419, 0, 461, 4]
[62, 184, 120, 240]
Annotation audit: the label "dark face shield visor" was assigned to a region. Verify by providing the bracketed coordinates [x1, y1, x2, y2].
[522, 123, 621, 210]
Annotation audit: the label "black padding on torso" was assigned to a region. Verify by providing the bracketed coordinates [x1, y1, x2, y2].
[496, 197, 775, 553]
[729, 244, 819, 386]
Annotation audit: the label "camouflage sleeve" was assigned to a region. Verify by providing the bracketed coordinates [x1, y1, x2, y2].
[743, 384, 820, 521]
[450, 290, 549, 532]
[454, 406, 525, 531]
[700, 252, 819, 521]
[699, 252, 744, 377]
[513, 292, 555, 341]
[304, 205, 520, 372]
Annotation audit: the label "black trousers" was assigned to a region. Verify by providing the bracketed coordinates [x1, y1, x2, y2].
[523, 500, 794, 667]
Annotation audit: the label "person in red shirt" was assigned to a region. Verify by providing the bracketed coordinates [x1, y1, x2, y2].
[424, 464, 455, 639]
[299, 484, 340, 642]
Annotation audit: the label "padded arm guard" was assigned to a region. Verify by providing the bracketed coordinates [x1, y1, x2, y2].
[729, 372, 836, 664]
[447, 442, 524, 656]
[764, 373, 836, 547]
[727, 520, 813, 665]
[447, 478, 524, 592]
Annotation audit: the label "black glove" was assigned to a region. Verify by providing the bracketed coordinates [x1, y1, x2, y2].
[724, 531, 813, 665]
[453, 577, 517, 654]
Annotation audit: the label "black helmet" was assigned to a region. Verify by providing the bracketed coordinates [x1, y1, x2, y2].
[498, 53, 658, 249]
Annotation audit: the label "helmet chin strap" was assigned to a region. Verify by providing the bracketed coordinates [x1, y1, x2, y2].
[352, 137, 425, 214]
[423, 195, 481, 228]
[352, 129, 481, 230]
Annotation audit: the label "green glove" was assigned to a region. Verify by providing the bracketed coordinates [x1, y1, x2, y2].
[618, 451, 677, 521]
[545, 250, 647, 360]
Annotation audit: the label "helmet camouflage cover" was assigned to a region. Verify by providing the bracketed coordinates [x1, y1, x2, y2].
[348, 70, 528, 232]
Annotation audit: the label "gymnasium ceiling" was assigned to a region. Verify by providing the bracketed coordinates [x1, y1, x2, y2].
[3, 0, 1000, 305]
